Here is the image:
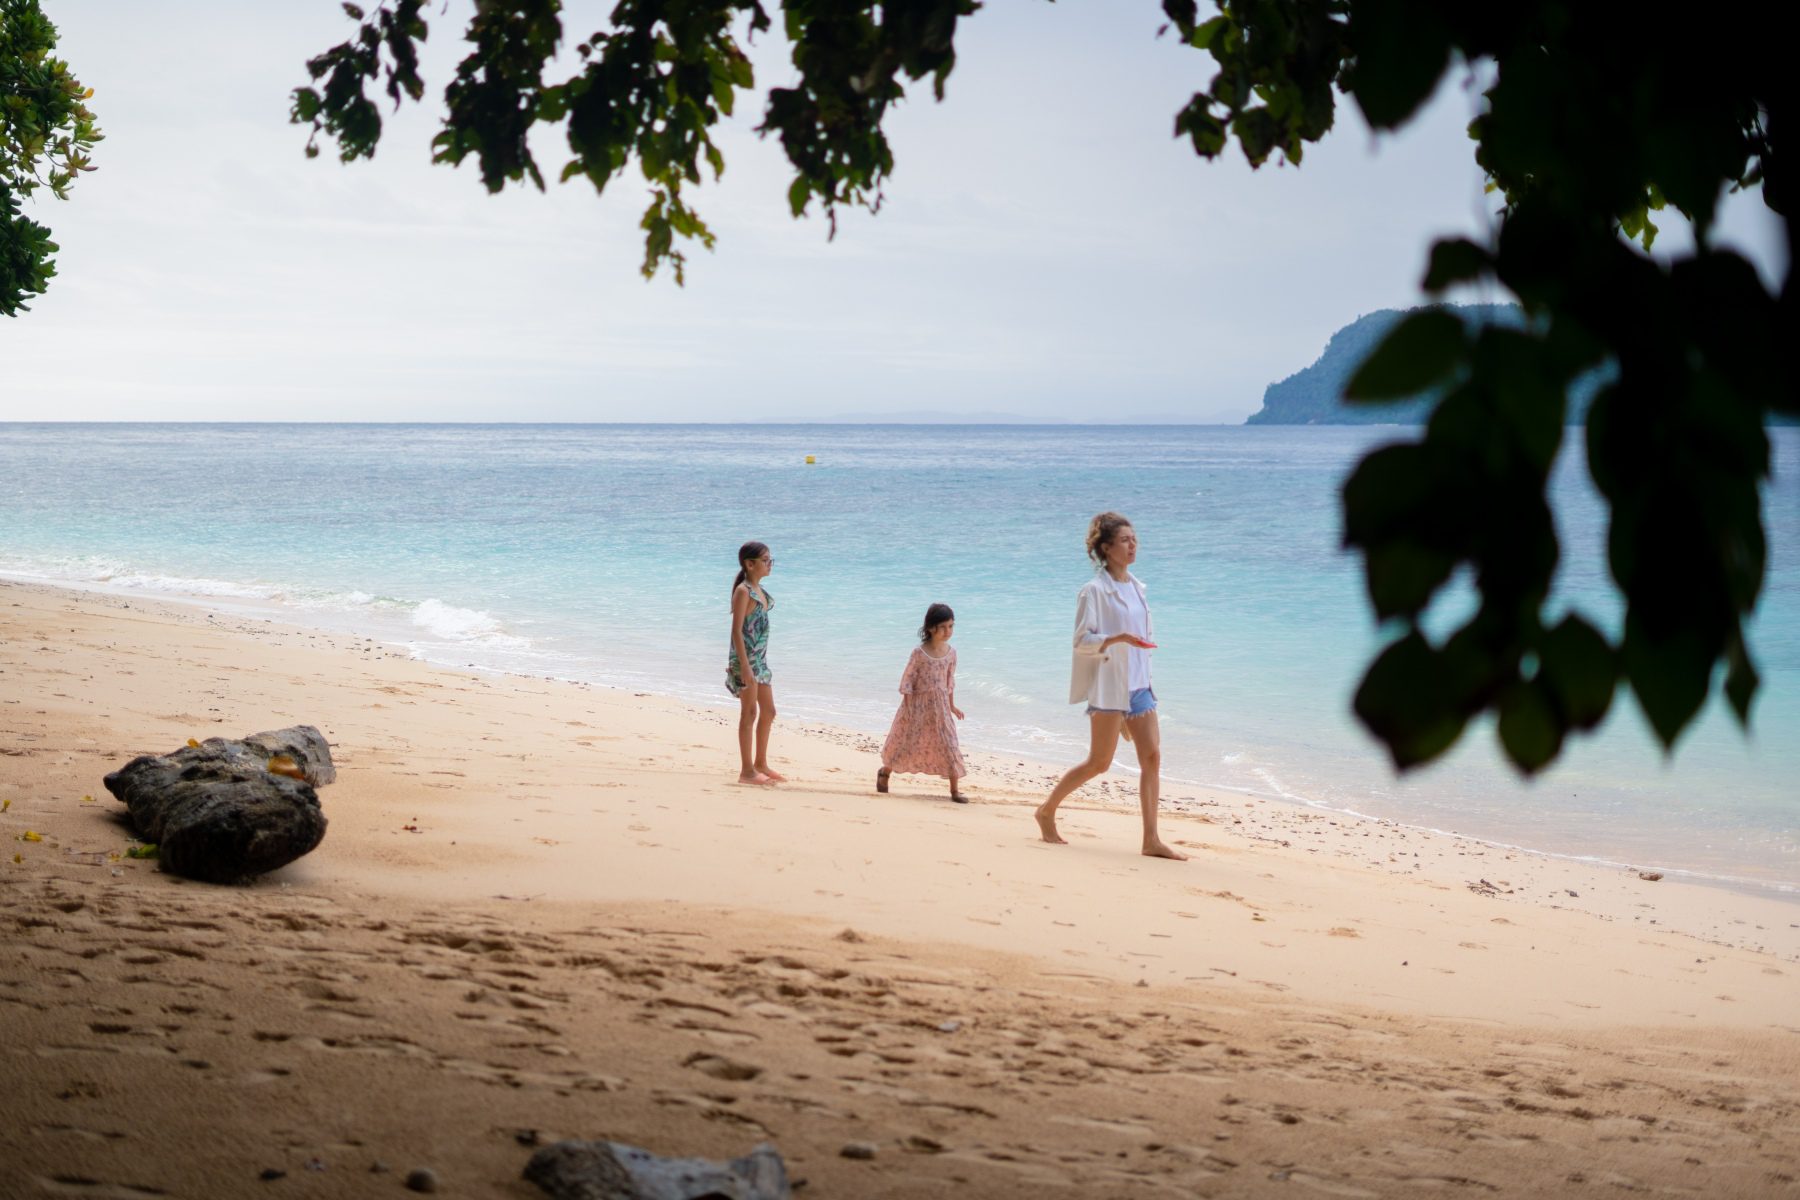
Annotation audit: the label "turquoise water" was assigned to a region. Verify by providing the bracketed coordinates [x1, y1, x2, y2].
[2, 423, 1795, 892]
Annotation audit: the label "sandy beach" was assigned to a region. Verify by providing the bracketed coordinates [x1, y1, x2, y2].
[3, 578, 1798, 1198]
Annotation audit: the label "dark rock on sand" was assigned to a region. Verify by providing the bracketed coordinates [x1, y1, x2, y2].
[241, 725, 336, 786]
[102, 726, 332, 883]
[523, 1140, 791, 1200]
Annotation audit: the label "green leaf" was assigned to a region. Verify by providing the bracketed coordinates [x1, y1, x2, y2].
[1364, 540, 1455, 622]
[1174, 99, 1227, 158]
[1191, 16, 1227, 49]
[1345, 309, 1466, 401]
[1342, 442, 1437, 550]
[1233, 107, 1279, 167]
[291, 88, 322, 122]
[1498, 680, 1562, 774]
[1622, 617, 1713, 751]
[1354, 631, 1470, 770]
[1345, 0, 1451, 130]
[1723, 635, 1759, 727]
[787, 175, 811, 217]
[1475, 327, 1565, 473]
[1537, 614, 1616, 730]
[1421, 237, 1490, 292]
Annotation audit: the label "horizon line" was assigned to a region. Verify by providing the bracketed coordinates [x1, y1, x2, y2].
[0, 418, 1271, 428]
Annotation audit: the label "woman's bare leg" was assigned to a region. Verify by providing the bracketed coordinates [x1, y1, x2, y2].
[752, 684, 783, 781]
[1036, 712, 1123, 844]
[1128, 712, 1185, 859]
[737, 688, 771, 784]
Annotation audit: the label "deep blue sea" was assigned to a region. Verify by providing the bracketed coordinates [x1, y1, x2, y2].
[3, 423, 1795, 893]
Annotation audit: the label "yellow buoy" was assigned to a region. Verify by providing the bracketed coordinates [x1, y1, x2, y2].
[804, 455, 816, 464]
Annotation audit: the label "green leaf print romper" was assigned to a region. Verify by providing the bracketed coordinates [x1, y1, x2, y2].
[727, 586, 771, 696]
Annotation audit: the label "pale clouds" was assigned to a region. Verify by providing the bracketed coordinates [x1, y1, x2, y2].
[3, 2, 1785, 423]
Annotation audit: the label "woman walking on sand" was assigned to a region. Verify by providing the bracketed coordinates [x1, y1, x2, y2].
[876, 603, 970, 803]
[728, 541, 784, 786]
[1035, 512, 1187, 860]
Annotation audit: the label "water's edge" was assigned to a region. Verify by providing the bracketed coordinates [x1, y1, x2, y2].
[10, 569, 1794, 908]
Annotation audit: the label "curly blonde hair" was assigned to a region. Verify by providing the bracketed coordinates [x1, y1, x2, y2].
[1085, 511, 1133, 566]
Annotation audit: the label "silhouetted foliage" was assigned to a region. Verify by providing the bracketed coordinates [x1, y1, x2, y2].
[0, 0, 100, 317]
[1157, 0, 1792, 772]
[295, 0, 1794, 773]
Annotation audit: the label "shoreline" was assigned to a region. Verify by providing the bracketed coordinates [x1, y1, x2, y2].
[8, 567, 1797, 908]
[4, 575, 1797, 970]
[5, 577, 1800, 1196]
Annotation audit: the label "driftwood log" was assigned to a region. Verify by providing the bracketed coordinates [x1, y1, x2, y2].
[102, 726, 333, 883]
[522, 1140, 791, 1200]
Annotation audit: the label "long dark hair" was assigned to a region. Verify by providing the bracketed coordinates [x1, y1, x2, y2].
[733, 541, 770, 598]
[919, 602, 954, 646]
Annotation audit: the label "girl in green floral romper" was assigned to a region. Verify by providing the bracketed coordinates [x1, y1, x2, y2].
[728, 541, 782, 785]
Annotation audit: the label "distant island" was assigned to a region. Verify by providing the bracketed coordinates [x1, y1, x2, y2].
[1244, 304, 1795, 427]
[1246, 304, 1520, 425]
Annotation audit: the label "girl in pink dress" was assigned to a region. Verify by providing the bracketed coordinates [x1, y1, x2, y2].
[876, 603, 969, 803]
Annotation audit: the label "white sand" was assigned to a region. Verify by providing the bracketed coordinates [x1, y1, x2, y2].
[3, 580, 1797, 1197]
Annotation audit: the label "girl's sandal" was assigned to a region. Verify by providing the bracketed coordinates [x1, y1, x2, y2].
[950, 791, 970, 804]
[875, 767, 891, 794]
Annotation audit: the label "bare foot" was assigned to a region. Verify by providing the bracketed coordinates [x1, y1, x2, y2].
[756, 766, 787, 783]
[875, 767, 890, 794]
[950, 790, 970, 804]
[1035, 804, 1067, 844]
[738, 770, 776, 786]
[1143, 840, 1189, 861]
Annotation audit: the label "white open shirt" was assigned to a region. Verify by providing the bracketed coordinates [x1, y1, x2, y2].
[1067, 569, 1154, 709]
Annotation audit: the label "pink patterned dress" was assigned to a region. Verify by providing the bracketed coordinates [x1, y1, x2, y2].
[880, 646, 966, 780]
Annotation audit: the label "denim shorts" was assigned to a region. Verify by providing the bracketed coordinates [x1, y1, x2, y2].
[1088, 687, 1156, 718]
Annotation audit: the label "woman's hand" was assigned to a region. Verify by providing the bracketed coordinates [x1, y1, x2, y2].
[951, 705, 965, 720]
[1105, 633, 1157, 650]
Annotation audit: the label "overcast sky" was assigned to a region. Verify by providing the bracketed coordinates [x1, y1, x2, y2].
[3, 2, 1786, 423]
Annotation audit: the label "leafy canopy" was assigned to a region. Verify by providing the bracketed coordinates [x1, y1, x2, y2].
[292, 0, 970, 283]
[1160, 0, 1790, 774]
[296, 0, 1794, 774]
[0, 0, 101, 317]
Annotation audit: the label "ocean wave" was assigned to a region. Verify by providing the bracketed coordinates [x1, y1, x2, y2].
[0, 555, 281, 601]
[0, 553, 531, 653]
[1004, 723, 1076, 747]
[1248, 764, 1323, 807]
[966, 677, 1034, 705]
[408, 598, 531, 649]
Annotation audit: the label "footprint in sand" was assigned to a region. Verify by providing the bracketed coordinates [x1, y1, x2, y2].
[683, 1051, 764, 1081]
[675, 1020, 761, 1047]
[1049, 1113, 1156, 1137]
[32, 1172, 175, 1196]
